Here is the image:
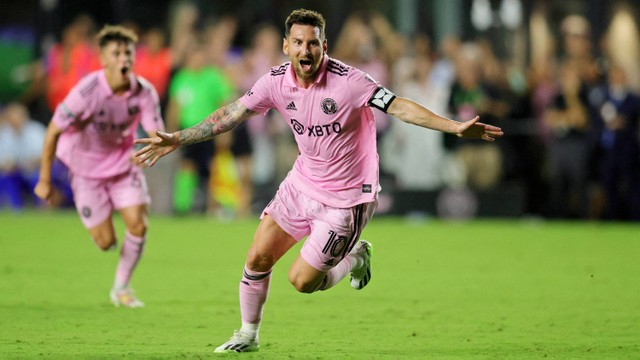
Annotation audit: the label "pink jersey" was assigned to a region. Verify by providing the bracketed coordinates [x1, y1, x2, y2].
[52, 70, 164, 179]
[240, 56, 396, 208]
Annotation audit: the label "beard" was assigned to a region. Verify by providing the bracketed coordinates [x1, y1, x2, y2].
[294, 56, 321, 80]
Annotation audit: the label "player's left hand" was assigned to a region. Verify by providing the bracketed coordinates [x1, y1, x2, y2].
[456, 116, 504, 142]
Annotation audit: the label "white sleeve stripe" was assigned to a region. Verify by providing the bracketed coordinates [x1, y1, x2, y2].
[60, 103, 76, 118]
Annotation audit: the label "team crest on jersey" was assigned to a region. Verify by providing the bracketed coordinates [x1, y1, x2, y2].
[82, 207, 92, 218]
[321, 98, 338, 115]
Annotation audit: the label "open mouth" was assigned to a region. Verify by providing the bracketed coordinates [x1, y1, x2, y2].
[299, 59, 312, 71]
[120, 66, 129, 76]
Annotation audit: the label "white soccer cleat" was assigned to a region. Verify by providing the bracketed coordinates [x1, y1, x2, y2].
[349, 240, 372, 290]
[214, 330, 259, 353]
[110, 287, 144, 308]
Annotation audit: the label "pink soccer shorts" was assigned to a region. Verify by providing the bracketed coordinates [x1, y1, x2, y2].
[70, 166, 150, 229]
[262, 178, 377, 272]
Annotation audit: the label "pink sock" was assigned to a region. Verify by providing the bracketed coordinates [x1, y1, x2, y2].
[114, 231, 145, 289]
[239, 266, 272, 325]
[317, 255, 355, 291]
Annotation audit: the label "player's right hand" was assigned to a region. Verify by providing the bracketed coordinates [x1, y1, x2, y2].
[134, 130, 180, 167]
[456, 116, 504, 142]
[34, 181, 54, 204]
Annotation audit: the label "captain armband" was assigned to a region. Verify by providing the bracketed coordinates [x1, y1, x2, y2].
[367, 86, 396, 113]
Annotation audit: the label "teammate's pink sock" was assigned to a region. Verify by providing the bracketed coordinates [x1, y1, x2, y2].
[316, 255, 356, 291]
[113, 231, 145, 289]
[239, 266, 272, 327]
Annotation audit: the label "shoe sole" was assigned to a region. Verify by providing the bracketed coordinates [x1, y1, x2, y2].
[110, 294, 144, 308]
[214, 344, 259, 353]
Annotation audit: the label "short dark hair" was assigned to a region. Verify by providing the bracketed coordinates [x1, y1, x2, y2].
[96, 25, 138, 48]
[285, 9, 326, 39]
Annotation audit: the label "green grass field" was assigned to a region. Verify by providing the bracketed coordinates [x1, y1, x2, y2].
[1, 210, 639, 359]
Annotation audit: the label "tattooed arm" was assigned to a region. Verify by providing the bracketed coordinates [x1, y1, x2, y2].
[134, 99, 257, 167]
[178, 99, 255, 145]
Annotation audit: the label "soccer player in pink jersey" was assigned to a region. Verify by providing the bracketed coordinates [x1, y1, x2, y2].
[135, 9, 503, 352]
[35, 25, 164, 308]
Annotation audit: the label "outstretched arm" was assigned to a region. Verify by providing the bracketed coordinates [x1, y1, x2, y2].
[386, 96, 503, 141]
[135, 99, 256, 166]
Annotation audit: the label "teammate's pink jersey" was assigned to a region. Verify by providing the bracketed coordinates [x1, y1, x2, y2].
[240, 56, 395, 208]
[52, 70, 164, 179]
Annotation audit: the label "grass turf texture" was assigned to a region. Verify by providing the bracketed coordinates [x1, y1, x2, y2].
[1, 210, 639, 359]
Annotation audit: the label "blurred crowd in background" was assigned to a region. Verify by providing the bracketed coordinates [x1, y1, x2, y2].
[1, 0, 640, 221]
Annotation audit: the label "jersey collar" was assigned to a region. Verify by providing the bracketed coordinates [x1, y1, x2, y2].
[98, 69, 138, 96]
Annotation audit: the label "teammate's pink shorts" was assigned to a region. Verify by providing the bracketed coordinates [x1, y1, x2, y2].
[70, 166, 150, 229]
[262, 178, 377, 272]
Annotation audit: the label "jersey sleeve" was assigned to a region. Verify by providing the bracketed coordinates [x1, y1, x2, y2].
[349, 68, 397, 113]
[51, 82, 90, 131]
[238, 72, 274, 115]
[139, 82, 165, 133]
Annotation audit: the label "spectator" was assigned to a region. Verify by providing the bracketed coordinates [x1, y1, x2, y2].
[166, 39, 235, 214]
[135, 27, 173, 107]
[521, 57, 558, 215]
[203, 15, 253, 218]
[543, 60, 592, 218]
[0, 102, 46, 210]
[590, 63, 640, 220]
[430, 35, 460, 97]
[447, 42, 506, 190]
[133, 27, 175, 216]
[385, 33, 447, 190]
[168, 1, 200, 70]
[560, 15, 601, 87]
[332, 11, 402, 140]
[44, 14, 100, 114]
[203, 15, 242, 72]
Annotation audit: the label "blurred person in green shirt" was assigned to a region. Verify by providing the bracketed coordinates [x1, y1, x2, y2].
[166, 40, 235, 214]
